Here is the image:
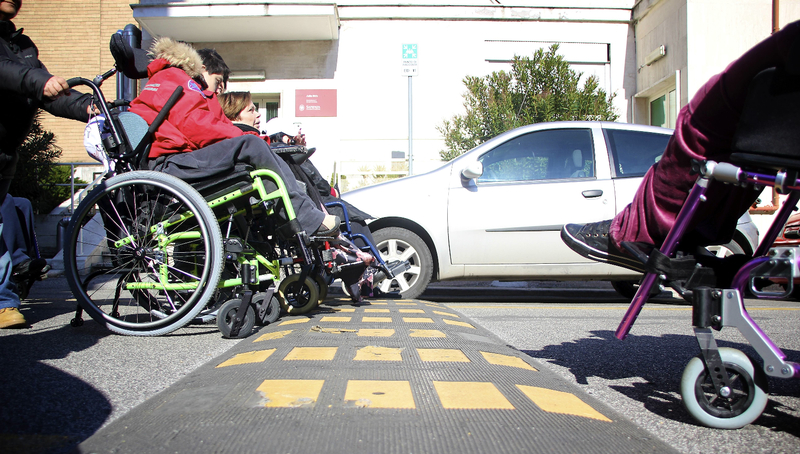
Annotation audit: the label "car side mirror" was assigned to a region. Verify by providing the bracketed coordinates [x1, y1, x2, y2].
[461, 161, 483, 180]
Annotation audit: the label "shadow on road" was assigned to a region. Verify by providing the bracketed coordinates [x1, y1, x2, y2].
[522, 329, 800, 435]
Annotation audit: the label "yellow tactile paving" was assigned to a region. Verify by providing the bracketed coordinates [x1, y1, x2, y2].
[345, 380, 416, 409]
[480, 352, 537, 371]
[417, 348, 470, 363]
[399, 309, 425, 314]
[364, 308, 390, 313]
[320, 316, 352, 322]
[516, 385, 611, 422]
[363, 316, 393, 323]
[354, 346, 404, 361]
[396, 302, 417, 305]
[443, 319, 475, 329]
[358, 329, 395, 337]
[253, 330, 293, 342]
[433, 310, 459, 318]
[409, 329, 446, 338]
[285, 347, 338, 361]
[256, 379, 324, 408]
[368, 302, 388, 305]
[403, 317, 434, 323]
[330, 307, 356, 312]
[216, 349, 276, 368]
[433, 381, 515, 410]
[280, 318, 311, 326]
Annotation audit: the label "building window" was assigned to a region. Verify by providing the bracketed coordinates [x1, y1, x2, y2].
[649, 89, 677, 129]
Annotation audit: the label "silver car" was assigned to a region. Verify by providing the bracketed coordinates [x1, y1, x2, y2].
[343, 121, 758, 299]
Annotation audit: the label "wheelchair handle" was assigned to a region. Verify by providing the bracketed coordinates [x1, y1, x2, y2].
[67, 77, 124, 151]
[705, 161, 744, 184]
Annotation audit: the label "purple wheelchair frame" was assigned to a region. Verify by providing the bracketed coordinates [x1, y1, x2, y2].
[618, 160, 800, 384]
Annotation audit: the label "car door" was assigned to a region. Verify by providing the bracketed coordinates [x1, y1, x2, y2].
[447, 126, 616, 265]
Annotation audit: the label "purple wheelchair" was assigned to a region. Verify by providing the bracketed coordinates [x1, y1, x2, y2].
[616, 64, 800, 429]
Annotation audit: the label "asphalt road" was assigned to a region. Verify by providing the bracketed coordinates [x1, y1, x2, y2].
[1, 278, 798, 453]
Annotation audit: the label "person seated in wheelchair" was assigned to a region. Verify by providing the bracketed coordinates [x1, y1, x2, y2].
[217, 91, 384, 300]
[561, 20, 800, 281]
[128, 37, 339, 238]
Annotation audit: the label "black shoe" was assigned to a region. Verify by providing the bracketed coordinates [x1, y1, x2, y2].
[12, 258, 50, 280]
[561, 220, 645, 273]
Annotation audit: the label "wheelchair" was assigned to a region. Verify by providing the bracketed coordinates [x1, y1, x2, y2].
[614, 64, 800, 428]
[64, 33, 339, 338]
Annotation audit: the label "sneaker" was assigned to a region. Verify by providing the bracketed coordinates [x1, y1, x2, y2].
[0, 307, 26, 329]
[561, 220, 645, 273]
[313, 215, 341, 238]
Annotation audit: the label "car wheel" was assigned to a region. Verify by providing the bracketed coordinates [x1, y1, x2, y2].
[371, 227, 433, 300]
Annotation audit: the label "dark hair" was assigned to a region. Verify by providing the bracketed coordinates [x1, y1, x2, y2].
[197, 48, 230, 85]
[218, 91, 252, 121]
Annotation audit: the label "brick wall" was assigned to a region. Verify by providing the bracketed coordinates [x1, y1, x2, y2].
[14, 0, 136, 163]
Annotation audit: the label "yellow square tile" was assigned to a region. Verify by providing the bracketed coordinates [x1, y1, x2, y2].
[256, 379, 324, 408]
[403, 317, 434, 323]
[480, 351, 536, 371]
[320, 316, 352, 322]
[363, 316, 393, 323]
[433, 310, 459, 318]
[443, 319, 474, 329]
[409, 329, 446, 338]
[364, 308, 390, 313]
[358, 329, 395, 337]
[280, 318, 311, 326]
[417, 348, 470, 362]
[216, 349, 276, 368]
[369, 302, 389, 305]
[345, 380, 415, 409]
[284, 347, 338, 361]
[253, 330, 293, 342]
[517, 385, 611, 422]
[396, 302, 417, 306]
[354, 346, 403, 361]
[399, 309, 424, 314]
[330, 307, 356, 313]
[433, 381, 514, 409]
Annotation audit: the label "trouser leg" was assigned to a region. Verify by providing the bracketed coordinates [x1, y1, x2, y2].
[0, 153, 19, 308]
[1, 195, 31, 266]
[153, 136, 325, 234]
[610, 21, 800, 249]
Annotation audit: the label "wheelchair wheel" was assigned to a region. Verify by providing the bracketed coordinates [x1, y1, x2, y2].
[64, 171, 224, 336]
[278, 274, 319, 315]
[680, 347, 768, 429]
[314, 274, 329, 303]
[217, 298, 255, 339]
[254, 292, 281, 325]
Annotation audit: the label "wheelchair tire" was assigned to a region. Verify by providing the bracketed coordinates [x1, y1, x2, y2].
[680, 347, 768, 429]
[64, 171, 224, 336]
[217, 298, 256, 339]
[314, 274, 329, 303]
[278, 274, 319, 315]
[254, 292, 281, 325]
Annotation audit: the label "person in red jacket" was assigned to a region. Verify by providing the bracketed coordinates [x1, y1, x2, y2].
[128, 37, 338, 237]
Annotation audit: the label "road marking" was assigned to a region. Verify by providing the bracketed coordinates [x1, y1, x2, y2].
[409, 329, 446, 338]
[285, 347, 338, 361]
[253, 330, 293, 342]
[443, 319, 475, 329]
[480, 351, 536, 371]
[320, 316, 352, 322]
[364, 308, 390, 313]
[354, 346, 404, 361]
[256, 379, 324, 407]
[399, 309, 425, 313]
[433, 310, 459, 318]
[434, 381, 514, 409]
[345, 380, 416, 409]
[403, 317, 434, 323]
[358, 328, 395, 337]
[280, 318, 311, 325]
[217, 349, 276, 368]
[363, 316, 393, 323]
[517, 385, 611, 422]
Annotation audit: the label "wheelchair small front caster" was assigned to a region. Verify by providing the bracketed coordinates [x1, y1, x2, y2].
[253, 292, 281, 325]
[217, 298, 255, 339]
[680, 347, 768, 429]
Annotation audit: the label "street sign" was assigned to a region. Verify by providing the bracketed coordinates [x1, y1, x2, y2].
[402, 43, 418, 76]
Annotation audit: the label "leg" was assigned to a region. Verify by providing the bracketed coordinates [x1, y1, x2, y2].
[0, 152, 23, 328]
[154, 136, 326, 234]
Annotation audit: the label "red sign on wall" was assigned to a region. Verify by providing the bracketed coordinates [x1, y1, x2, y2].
[295, 89, 337, 117]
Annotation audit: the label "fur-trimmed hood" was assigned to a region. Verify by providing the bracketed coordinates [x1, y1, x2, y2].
[148, 37, 203, 79]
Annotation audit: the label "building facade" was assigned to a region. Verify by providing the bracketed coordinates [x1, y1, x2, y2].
[13, 1, 800, 190]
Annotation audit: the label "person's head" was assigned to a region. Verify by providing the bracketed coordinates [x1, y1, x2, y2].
[0, 0, 21, 21]
[197, 48, 230, 95]
[218, 91, 261, 130]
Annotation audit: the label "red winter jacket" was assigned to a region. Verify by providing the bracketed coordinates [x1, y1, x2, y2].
[129, 58, 248, 158]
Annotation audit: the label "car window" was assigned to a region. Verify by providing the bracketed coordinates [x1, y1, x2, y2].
[477, 129, 594, 183]
[604, 129, 671, 178]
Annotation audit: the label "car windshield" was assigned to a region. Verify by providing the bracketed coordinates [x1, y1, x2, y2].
[477, 129, 594, 183]
[604, 128, 671, 177]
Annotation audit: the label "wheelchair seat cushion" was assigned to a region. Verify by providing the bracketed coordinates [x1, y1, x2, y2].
[732, 67, 800, 161]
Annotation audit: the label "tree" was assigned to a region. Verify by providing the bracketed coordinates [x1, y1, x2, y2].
[10, 113, 79, 214]
[439, 44, 618, 161]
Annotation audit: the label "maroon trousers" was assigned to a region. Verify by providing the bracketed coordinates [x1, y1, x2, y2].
[610, 21, 800, 250]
